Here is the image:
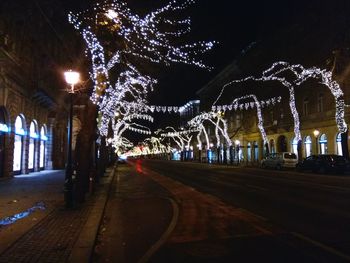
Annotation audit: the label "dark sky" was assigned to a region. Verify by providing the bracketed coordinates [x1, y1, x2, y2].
[62, 0, 339, 106]
[134, 0, 299, 106]
[60, 0, 296, 104]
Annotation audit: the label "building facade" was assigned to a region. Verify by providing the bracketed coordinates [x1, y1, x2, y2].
[0, 0, 86, 178]
[196, 29, 350, 164]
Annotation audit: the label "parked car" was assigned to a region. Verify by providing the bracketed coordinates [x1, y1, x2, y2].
[296, 154, 349, 174]
[261, 152, 298, 170]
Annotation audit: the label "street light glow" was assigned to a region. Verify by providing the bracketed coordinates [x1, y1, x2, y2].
[64, 70, 80, 85]
[313, 129, 320, 137]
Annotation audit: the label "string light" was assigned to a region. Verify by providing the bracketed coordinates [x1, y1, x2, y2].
[157, 126, 194, 151]
[110, 113, 153, 151]
[211, 96, 281, 112]
[187, 111, 232, 148]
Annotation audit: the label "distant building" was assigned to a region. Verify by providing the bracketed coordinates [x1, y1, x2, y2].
[196, 14, 350, 163]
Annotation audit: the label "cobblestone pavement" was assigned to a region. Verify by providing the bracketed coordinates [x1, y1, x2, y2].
[0, 169, 113, 263]
[0, 170, 66, 254]
[0, 203, 91, 263]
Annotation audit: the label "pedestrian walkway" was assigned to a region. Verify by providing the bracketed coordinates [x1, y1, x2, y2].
[0, 168, 114, 262]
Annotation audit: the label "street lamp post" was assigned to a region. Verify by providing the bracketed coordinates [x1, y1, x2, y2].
[313, 129, 320, 155]
[64, 70, 80, 208]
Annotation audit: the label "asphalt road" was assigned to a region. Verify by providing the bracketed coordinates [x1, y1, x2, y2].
[140, 159, 350, 262]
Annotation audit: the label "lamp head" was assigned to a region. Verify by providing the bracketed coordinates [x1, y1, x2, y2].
[64, 70, 80, 86]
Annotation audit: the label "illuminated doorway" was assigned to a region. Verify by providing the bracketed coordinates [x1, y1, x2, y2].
[28, 121, 38, 172]
[247, 142, 251, 162]
[292, 137, 298, 156]
[336, 133, 342, 156]
[304, 136, 312, 157]
[13, 115, 25, 174]
[40, 126, 47, 169]
[253, 141, 259, 161]
[319, 134, 328, 154]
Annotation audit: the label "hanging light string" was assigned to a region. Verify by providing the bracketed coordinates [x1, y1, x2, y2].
[110, 113, 154, 151]
[157, 126, 194, 151]
[211, 96, 281, 112]
[187, 111, 232, 148]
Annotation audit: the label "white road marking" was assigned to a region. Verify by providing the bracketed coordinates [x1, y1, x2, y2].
[291, 232, 350, 261]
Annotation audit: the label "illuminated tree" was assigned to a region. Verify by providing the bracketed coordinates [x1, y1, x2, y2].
[68, 0, 215, 136]
[215, 62, 348, 159]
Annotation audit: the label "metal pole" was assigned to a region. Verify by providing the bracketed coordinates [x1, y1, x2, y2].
[315, 137, 318, 154]
[64, 92, 73, 208]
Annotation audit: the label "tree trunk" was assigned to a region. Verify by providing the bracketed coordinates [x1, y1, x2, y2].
[341, 130, 349, 160]
[297, 139, 303, 162]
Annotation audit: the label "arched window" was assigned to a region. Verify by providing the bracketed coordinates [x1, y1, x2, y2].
[40, 126, 47, 169]
[13, 115, 25, 174]
[28, 121, 38, 171]
[292, 137, 298, 156]
[304, 136, 312, 157]
[247, 142, 251, 162]
[336, 133, 343, 156]
[319, 134, 328, 154]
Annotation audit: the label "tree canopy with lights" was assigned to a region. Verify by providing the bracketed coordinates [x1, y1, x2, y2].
[68, 0, 215, 139]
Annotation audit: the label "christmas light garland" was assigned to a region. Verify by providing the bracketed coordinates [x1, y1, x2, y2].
[110, 113, 153, 151]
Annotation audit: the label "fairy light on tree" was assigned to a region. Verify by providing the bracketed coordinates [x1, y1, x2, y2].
[143, 137, 169, 155]
[214, 61, 348, 159]
[213, 94, 271, 154]
[110, 113, 153, 152]
[68, 0, 215, 136]
[187, 111, 233, 163]
[157, 126, 195, 161]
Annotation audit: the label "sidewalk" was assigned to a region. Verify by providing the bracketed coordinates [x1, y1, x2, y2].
[0, 164, 176, 263]
[0, 167, 115, 262]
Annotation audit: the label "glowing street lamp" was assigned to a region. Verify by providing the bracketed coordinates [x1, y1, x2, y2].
[64, 70, 80, 93]
[64, 70, 80, 208]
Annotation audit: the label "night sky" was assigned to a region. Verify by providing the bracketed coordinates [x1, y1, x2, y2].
[60, 0, 299, 105]
[61, 0, 350, 106]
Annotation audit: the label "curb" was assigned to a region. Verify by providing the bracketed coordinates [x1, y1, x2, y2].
[68, 166, 117, 263]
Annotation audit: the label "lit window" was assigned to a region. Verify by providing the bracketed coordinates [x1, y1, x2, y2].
[292, 137, 298, 156]
[304, 136, 312, 157]
[28, 121, 38, 171]
[13, 116, 25, 173]
[336, 133, 342, 156]
[319, 134, 328, 154]
[40, 126, 47, 169]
